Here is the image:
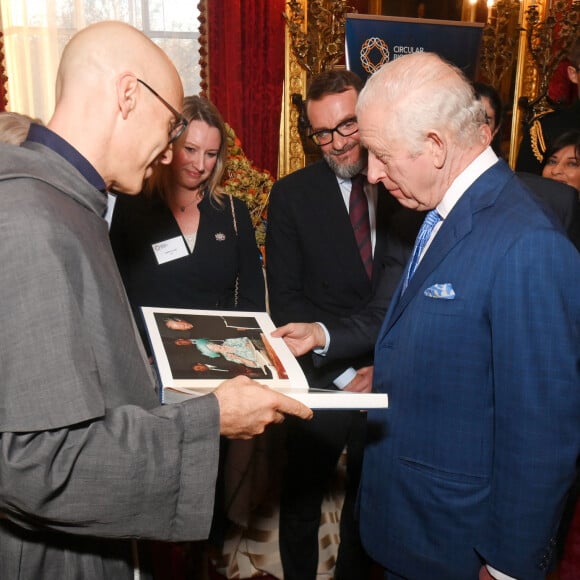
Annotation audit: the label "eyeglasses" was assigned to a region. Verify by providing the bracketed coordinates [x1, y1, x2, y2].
[137, 78, 189, 144]
[308, 117, 359, 146]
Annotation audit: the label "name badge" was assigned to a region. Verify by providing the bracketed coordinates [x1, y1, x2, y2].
[152, 236, 189, 265]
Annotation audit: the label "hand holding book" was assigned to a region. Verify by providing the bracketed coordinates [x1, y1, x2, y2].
[213, 376, 313, 439]
[270, 322, 327, 356]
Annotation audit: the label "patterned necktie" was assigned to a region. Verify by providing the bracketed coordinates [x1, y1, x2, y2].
[349, 174, 372, 279]
[402, 209, 442, 292]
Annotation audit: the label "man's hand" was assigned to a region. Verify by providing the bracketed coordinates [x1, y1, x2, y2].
[213, 375, 313, 439]
[344, 366, 374, 393]
[271, 322, 326, 356]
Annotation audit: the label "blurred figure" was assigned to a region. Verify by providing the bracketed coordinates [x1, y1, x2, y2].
[473, 82, 580, 249]
[166, 318, 194, 331]
[516, 35, 580, 174]
[541, 128, 580, 580]
[473, 81, 504, 158]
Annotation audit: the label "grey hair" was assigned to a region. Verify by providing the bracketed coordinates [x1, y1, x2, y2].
[0, 111, 40, 145]
[356, 52, 487, 155]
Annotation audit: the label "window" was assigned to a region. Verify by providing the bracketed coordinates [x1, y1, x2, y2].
[0, 0, 201, 122]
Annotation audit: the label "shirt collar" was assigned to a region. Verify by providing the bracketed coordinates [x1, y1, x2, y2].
[437, 147, 498, 219]
[26, 124, 107, 193]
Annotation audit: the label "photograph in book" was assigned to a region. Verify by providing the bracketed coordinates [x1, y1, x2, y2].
[141, 307, 388, 409]
[141, 307, 309, 394]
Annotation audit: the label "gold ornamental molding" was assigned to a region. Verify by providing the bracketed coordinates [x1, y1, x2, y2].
[521, 0, 579, 120]
[283, 0, 355, 75]
[279, 0, 356, 177]
[479, 0, 521, 88]
[510, 0, 579, 166]
[279, 1, 308, 179]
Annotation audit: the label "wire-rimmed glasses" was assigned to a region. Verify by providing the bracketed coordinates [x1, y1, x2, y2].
[137, 78, 188, 144]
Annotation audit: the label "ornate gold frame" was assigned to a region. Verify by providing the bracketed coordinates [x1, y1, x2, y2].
[509, 0, 540, 167]
[279, 10, 308, 178]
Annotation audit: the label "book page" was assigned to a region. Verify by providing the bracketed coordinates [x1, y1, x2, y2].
[163, 384, 388, 410]
[141, 307, 309, 394]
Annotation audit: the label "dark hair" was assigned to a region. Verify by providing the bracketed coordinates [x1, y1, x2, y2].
[306, 69, 364, 103]
[146, 95, 228, 205]
[473, 81, 504, 157]
[542, 129, 580, 167]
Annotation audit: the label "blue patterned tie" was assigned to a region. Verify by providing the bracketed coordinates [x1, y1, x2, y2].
[402, 209, 442, 292]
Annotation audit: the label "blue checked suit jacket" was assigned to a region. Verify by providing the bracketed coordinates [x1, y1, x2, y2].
[359, 160, 580, 580]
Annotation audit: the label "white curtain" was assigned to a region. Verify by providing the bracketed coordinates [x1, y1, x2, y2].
[0, 0, 201, 123]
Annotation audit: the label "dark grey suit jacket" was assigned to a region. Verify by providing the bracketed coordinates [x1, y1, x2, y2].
[266, 159, 410, 388]
[517, 172, 580, 251]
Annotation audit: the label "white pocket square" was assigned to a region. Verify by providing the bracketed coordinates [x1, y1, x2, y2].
[424, 283, 456, 299]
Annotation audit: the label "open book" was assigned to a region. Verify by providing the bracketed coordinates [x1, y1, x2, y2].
[141, 307, 388, 410]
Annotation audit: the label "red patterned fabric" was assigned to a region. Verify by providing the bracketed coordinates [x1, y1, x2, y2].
[548, 58, 577, 107]
[560, 500, 580, 580]
[0, 31, 7, 112]
[208, 0, 286, 177]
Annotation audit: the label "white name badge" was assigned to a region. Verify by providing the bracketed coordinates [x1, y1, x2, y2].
[152, 236, 189, 265]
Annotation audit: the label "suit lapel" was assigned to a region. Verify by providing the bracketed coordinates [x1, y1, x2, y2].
[381, 160, 512, 334]
[315, 165, 373, 287]
[323, 176, 355, 253]
[373, 183, 391, 274]
[381, 205, 472, 334]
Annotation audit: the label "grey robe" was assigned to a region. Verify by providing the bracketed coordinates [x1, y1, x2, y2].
[0, 142, 220, 579]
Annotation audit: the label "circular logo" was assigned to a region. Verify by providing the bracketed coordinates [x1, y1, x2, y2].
[360, 37, 390, 74]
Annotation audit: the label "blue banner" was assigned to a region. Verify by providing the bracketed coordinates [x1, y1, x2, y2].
[345, 15, 484, 82]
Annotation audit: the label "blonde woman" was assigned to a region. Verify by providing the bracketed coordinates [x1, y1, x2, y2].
[110, 96, 265, 347]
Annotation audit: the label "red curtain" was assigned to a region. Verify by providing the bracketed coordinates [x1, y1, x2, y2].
[208, 0, 286, 177]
